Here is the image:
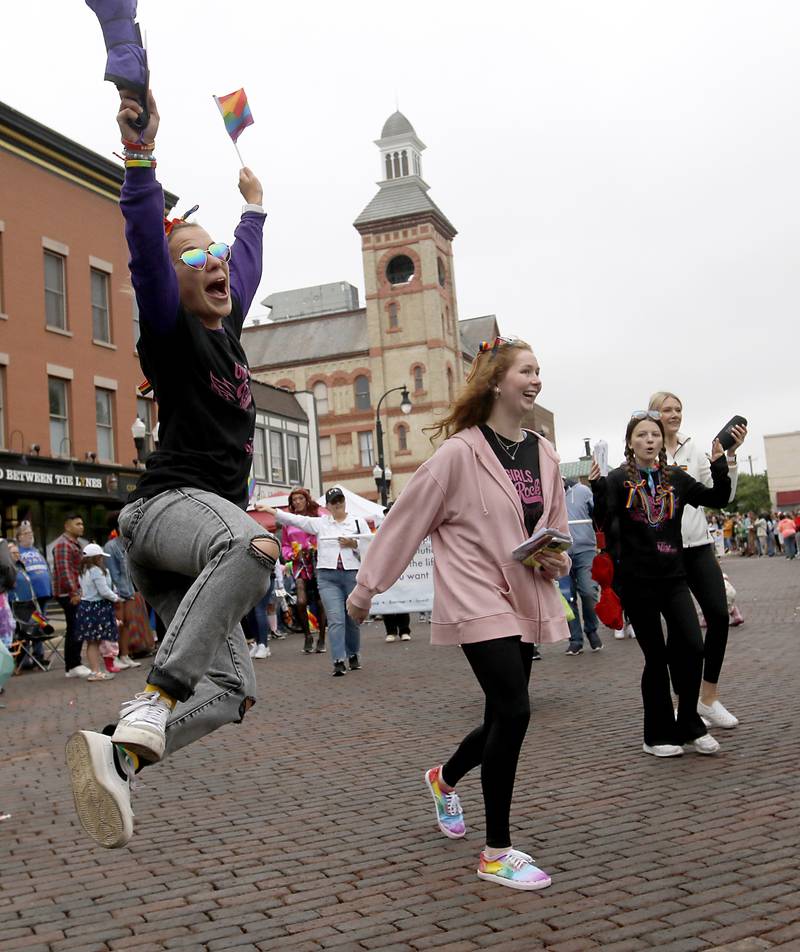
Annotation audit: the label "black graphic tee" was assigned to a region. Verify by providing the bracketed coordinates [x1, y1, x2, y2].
[132, 300, 256, 508]
[480, 426, 544, 535]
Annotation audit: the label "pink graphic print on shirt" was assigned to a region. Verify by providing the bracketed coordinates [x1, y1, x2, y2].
[209, 362, 253, 410]
[506, 467, 543, 507]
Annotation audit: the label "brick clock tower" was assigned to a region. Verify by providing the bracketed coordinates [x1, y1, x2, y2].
[354, 111, 463, 494]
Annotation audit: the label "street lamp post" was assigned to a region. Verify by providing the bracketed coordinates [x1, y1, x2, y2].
[374, 386, 412, 507]
[131, 416, 147, 466]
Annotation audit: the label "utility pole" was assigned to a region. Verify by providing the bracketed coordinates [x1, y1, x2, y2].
[746, 455, 755, 476]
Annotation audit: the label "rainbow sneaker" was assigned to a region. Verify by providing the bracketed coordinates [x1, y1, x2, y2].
[424, 765, 466, 839]
[477, 849, 552, 890]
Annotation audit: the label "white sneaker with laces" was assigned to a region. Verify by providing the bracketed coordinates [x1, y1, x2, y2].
[400, 633, 412, 642]
[688, 733, 720, 755]
[65, 730, 134, 849]
[697, 700, 738, 729]
[112, 692, 172, 762]
[253, 643, 271, 659]
[248, 642, 258, 658]
[117, 656, 142, 669]
[385, 634, 397, 642]
[613, 630, 625, 640]
[66, 664, 92, 678]
[643, 742, 684, 757]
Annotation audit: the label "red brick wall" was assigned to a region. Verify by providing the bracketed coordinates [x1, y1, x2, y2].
[0, 149, 144, 463]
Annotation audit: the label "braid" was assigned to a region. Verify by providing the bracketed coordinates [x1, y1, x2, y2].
[624, 445, 641, 507]
[657, 448, 672, 491]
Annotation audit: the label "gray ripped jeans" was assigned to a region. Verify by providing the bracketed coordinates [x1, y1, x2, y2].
[118, 488, 276, 758]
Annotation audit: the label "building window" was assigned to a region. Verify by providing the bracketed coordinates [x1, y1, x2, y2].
[0, 232, 5, 314]
[401, 150, 409, 175]
[136, 397, 154, 455]
[44, 251, 67, 330]
[413, 153, 420, 176]
[0, 367, 5, 448]
[398, 425, 408, 452]
[132, 296, 140, 348]
[287, 433, 301, 484]
[320, 435, 333, 471]
[269, 429, 286, 483]
[91, 268, 111, 343]
[354, 375, 371, 411]
[48, 377, 69, 457]
[95, 388, 115, 462]
[358, 431, 374, 468]
[437, 257, 446, 288]
[386, 254, 414, 285]
[388, 302, 399, 329]
[313, 381, 329, 415]
[447, 367, 455, 403]
[385, 154, 393, 179]
[413, 365, 425, 393]
[251, 426, 266, 479]
[393, 152, 401, 177]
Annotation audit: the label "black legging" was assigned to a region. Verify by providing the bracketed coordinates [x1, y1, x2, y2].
[383, 613, 410, 636]
[441, 636, 534, 848]
[682, 544, 729, 685]
[623, 577, 707, 746]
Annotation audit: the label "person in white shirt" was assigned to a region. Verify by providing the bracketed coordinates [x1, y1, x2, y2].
[648, 392, 746, 730]
[257, 487, 370, 676]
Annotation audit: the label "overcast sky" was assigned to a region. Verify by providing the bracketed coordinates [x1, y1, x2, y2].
[4, 1, 798, 470]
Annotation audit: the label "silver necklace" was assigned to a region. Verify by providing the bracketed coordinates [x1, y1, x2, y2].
[489, 426, 525, 462]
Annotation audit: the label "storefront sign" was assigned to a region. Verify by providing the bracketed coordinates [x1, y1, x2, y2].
[1, 468, 104, 489]
[0, 457, 139, 500]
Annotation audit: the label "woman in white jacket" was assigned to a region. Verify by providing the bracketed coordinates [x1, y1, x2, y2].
[649, 393, 747, 729]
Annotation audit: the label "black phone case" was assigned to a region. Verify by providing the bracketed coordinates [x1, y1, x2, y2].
[715, 415, 747, 451]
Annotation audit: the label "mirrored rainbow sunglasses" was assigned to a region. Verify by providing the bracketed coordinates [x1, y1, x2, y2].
[179, 242, 231, 271]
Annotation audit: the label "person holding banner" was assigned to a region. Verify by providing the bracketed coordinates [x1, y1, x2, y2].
[65, 87, 279, 849]
[347, 338, 570, 891]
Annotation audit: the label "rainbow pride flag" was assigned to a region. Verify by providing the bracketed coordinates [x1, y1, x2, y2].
[214, 88, 254, 143]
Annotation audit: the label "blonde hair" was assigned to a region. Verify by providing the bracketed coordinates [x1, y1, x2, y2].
[648, 391, 682, 412]
[425, 339, 533, 441]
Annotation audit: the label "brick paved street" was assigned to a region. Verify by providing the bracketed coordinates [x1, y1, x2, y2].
[1, 556, 798, 951]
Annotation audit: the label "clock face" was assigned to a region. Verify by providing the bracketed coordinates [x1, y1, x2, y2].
[386, 254, 414, 286]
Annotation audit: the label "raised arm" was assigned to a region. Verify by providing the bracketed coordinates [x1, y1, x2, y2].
[680, 454, 731, 511]
[117, 90, 180, 336]
[274, 510, 324, 536]
[227, 168, 267, 335]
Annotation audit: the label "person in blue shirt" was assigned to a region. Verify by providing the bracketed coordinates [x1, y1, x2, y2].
[561, 479, 602, 655]
[104, 514, 142, 671]
[14, 524, 52, 604]
[7, 541, 47, 669]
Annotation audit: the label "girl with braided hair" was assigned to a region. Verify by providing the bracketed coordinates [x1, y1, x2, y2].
[590, 412, 731, 758]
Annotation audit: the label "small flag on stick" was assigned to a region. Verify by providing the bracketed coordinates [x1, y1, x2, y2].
[214, 87, 254, 166]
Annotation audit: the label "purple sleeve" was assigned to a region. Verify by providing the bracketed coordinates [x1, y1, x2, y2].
[120, 168, 180, 335]
[228, 211, 267, 335]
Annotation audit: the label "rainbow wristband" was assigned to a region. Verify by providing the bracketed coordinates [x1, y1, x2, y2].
[125, 158, 157, 168]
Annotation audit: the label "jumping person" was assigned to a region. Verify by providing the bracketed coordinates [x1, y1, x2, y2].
[346, 338, 570, 890]
[590, 411, 731, 758]
[648, 392, 745, 730]
[279, 488, 327, 654]
[258, 487, 367, 676]
[65, 88, 279, 848]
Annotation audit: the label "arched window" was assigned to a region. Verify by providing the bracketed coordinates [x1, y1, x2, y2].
[413, 365, 425, 393]
[437, 257, 446, 288]
[385, 153, 393, 179]
[354, 375, 371, 410]
[413, 154, 420, 176]
[398, 425, 408, 452]
[312, 381, 329, 415]
[386, 254, 415, 285]
[393, 152, 401, 178]
[388, 302, 399, 329]
[447, 367, 454, 403]
[401, 150, 409, 175]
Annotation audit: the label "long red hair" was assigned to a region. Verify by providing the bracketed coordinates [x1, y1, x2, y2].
[288, 487, 320, 516]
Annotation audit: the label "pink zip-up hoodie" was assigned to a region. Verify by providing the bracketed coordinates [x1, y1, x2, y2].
[349, 426, 571, 646]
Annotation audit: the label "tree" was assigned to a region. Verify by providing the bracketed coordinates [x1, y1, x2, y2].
[729, 472, 771, 514]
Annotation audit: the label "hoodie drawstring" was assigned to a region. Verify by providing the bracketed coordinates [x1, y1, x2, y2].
[471, 446, 489, 516]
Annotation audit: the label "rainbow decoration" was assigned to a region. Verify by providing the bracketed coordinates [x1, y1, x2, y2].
[307, 609, 319, 633]
[214, 88, 254, 143]
[30, 610, 48, 628]
[247, 472, 256, 502]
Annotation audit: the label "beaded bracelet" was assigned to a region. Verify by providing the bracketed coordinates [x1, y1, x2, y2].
[122, 138, 155, 152]
[124, 150, 154, 160]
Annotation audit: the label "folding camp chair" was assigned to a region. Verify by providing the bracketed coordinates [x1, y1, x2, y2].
[10, 601, 62, 673]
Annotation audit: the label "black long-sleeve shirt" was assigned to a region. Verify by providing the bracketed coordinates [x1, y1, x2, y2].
[591, 457, 730, 582]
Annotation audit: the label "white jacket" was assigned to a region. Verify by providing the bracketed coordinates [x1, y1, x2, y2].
[667, 434, 739, 549]
[275, 511, 372, 571]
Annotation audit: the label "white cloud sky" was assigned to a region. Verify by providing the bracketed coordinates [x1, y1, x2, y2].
[3, 0, 798, 469]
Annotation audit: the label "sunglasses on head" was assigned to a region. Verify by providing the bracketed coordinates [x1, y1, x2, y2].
[478, 336, 518, 355]
[631, 410, 662, 421]
[179, 242, 231, 271]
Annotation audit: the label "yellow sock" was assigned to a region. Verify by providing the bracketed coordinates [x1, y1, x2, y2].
[144, 684, 177, 709]
[121, 747, 140, 772]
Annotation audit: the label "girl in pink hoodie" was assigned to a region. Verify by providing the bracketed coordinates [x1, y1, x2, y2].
[347, 338, 570, 890]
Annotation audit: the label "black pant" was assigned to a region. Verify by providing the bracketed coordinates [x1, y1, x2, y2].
[683, 544, 729, 685]
[58, 596, 82, 672]
[383, 613, 410, 636]
[442, 637, 533, 848]
[623, 578, 707, 746]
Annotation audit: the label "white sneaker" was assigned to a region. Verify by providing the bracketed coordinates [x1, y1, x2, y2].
[625, 624, 636, 639]
[400, 633, 412, 642]
[253, 643, 270, 660]
[116, 656, 142, 669]
[613, 630, 625, 640]
[643, 742, 684, 758]
[248, 642, 258, 657]
[66, 664, 92, 678]
[688, 733, 720, 755]
[385, 634, 397, 642]
[112, 692, 172, 762]
[697, 700, 738, 729]
[65, 731, 134, 849]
